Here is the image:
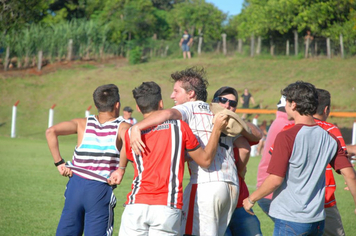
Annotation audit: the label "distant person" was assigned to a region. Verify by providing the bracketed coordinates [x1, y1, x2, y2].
[45, 84, 131, 236]
[119, 106, 137, 125]
[119, 81, 228, 235]
[256, 95, 294, 221]
[243, 81, 356, 235]
[240, 88, 255, 109]
[240, 88, 256, 119]
[179, 30, 193, 59]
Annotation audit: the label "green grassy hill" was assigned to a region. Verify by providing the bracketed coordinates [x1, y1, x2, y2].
[1, 55, 356, 142]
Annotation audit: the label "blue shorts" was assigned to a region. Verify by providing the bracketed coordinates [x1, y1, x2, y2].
[225, 207, 262, 236]
[56, 174, 116, 236]
[181, 44, 190, 52]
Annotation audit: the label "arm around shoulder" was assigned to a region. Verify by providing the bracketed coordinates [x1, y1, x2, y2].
[188, 113, 228, 168]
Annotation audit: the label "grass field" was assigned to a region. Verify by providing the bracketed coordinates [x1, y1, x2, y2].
[1, 55, 356, 235]
[0, 55, 356, 142]
[1, 136, 355, 235]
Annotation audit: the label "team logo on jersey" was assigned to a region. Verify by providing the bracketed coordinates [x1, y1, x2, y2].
[198, 104, 209, 111]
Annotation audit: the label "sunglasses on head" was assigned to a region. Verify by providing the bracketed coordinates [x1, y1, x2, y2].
[213, 97, 237, 107]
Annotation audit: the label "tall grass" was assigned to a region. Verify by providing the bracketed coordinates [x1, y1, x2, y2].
[0, 136, 354, 235]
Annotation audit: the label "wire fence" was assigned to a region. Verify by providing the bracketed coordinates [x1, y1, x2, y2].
[1, 33, 355, 71]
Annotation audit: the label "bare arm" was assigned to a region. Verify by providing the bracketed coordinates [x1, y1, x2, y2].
[179, 38, 183, 46]
[108, 122, 131, 185]
[234, 136, 251, 178]
[346, 144, 356, 160]
[340, 166, 356, 214]
[243, 174, 283, 215]
[240, 97, 244, 105]
[45, 119, 85, 177]
[188, 114, 228, 168]
[241, 122, 263, 143]
[130, 109, 182, 154]
[251, 96, 256, 105]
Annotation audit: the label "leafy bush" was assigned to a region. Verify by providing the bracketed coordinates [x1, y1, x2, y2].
[129, 46, 142, 64]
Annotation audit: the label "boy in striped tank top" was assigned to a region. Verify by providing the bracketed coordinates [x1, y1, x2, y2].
[46, 84, 131, 236]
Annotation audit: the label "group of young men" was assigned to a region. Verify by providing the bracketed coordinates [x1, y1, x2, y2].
[46, 67, 356, 236]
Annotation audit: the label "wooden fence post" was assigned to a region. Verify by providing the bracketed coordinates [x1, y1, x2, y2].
[305, 37, 310, 58]
[256, 36, 261, 55]
[250, 34, 255, 57]
[340, 33, 344, 59]
[216, 41, 221, 53]
[198, 34, 203, 55]
[270, 36, 275, 56]
[326, 38, 331, 59]
[294, 30, 298, 56]
[4, 46, 10, 71]
[238, 39, 243, 54]
[37, 50, 43, 71]
[222, 33, 227, 55]
[67, 39, 73, 61]
[286, 40, 290, 56]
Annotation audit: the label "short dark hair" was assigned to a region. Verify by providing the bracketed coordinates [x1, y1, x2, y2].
[282, 81, 318, 116]
[316, 88, 331, 115]
[132, 81, 162, 114]
[93, 84, 120, 112]
[170, 67, 209, 102]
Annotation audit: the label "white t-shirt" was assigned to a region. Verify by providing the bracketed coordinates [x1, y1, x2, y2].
[173, 101, 238, 185]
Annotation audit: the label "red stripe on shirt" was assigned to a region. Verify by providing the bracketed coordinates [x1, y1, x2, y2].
[185, 184, 198, 235]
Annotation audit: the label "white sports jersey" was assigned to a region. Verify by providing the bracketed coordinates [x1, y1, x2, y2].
[173, 101, 238, 185]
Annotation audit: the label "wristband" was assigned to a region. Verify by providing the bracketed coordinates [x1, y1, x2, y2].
[247, 197, 255, 205]
[119, 166, 126, 170]
[54, 158, 65, 167]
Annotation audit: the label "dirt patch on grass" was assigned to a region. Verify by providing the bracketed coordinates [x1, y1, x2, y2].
[0, 57, 128, 78]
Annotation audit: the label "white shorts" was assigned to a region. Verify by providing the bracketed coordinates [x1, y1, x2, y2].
[180, 182, 238, 236]
[119, 204, 182, 236]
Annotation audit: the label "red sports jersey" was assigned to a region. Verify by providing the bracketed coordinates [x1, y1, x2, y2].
[269, 120, 348, 208]
[125, 120, 200, 209]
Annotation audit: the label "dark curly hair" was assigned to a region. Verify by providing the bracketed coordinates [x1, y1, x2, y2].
[170, 67, 209, 102]
[282, 81, 318, 116]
